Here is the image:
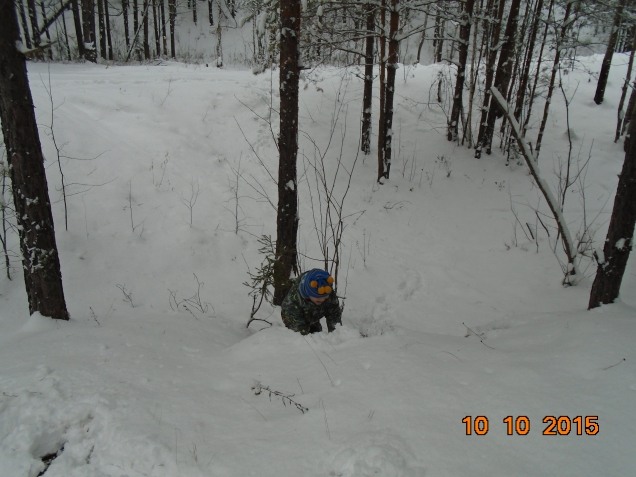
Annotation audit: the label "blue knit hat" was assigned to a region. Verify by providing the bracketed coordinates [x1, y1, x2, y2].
[299, 269, 334, 299]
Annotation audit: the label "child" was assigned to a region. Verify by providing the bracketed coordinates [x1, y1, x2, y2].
[280, 269, 342, 334]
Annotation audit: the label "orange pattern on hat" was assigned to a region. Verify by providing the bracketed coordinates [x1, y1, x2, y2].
[310, 280, 318, 288]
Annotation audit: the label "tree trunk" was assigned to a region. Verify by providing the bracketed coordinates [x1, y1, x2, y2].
[122, 0, 130, 50]
[594, 0, 628, 105]
[152, 0, 160, 56]
[82, 0, 97, 62]
[208, 0, 213, 25]
[482, 0, 521, 155]
[474, 0, 505, 158]
[192, 0, 197, 24]
[361, 6, 374, 155]
[514, 0, 543, 124]
[380, 0, 399, 180]
[588, 111, 636, 308]
[522, 0, 554, 137]
[27, 0, 40, 48]
[18, 0, 33, 49]
[169, 0, 175, 58]
[535, 1, 573, 158]
[97, 0, 107, 58]
[39, 1, 53, 59]
[143, 0, 150, 58]
[70, 0, 84, 58]
[448, 0, 475, 142]
[105, 0, 113, 59]
[0, 0, 70, 320]
[435, 15, 445, 63]
[377, 0, 387, 181]
[273, 0, 301, 305]
[160, 0, 167, 54]
[615, 25, 636, 142]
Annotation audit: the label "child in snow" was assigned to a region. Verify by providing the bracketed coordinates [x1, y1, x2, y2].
[281, 269, 342, 335]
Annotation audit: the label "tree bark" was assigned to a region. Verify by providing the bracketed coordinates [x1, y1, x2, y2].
[273, 0, 301, 305]
[18, 0, 33, 49]
[380, 0, 399, 180]
[97, 0, 107, 58]
[482, 0, 521, 155]
[535, 1, 573, 158]
[152, 0, 160, 55]
[169, 0, 175, 58]
[589, 110, 636, 308]
[514, 0, 543, 124]
[82, 0, 97, 62]
[361, 6, 374, 155]
[122, 0, 130, 49]
[377, 0, 387, 181]
[448, 0, 475, 142]
[70, 0, 84, 58]
[143, 0, 150, 59]
[27, 0, 40, 48]
[615, 25, 636, 142]
[105, 0, 113, 59]
[594, 0, 628, 105]
[0, 0, 70, 320]
[474, 0, 505, 158]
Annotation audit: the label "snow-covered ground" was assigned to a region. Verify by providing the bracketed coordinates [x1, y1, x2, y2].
[0, 54, 634, 477]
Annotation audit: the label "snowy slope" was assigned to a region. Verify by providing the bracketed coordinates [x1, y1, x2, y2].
[0, 55, 634, 477]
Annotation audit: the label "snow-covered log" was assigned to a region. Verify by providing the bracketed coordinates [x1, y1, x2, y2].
[490, 86, 579, 284]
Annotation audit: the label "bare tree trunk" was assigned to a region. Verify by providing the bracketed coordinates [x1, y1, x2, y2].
[482, 0, 522, 155]
[380, 0, 399, 180]
[152, 0, 160, 55]
[160, 0, 167, 53]
[18, 0, 33, 49]
[192, 0, 197, 24]
[594, 0, 628, 105]
[169, 0, 175, 58]
[535, 1, 573, 159]
[39, 0, 53, 59]
[464, 0, 487, 147]
[105, 0, 113, 59]
[361, 6, 374, 155]
[27, 0, 40, 49]
[82, 0, 97, 62]
[615, 25, 636, 142]
[208, 0, 213, 25]
[273, 0, 301, 305]
[589, 111, 636, 308]
[448, 0, 475, 142]
[0, 0, 70, 320]
[122, 0, 130, 50]
[143, 0, 150, 59]
[70, 0, 85, 58]
[97, 0, 107, 58]
[60, 3, 72, 60]
[435, 14, 444, 63]
[377, 0, 387, 181]
[474, 0, 505, 158]
[522, 0, 554, 137]
[416, 11, 427, 63]
[514, 0, 543, 124]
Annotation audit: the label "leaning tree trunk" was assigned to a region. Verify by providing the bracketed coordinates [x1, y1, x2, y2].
[482, 0, 521, 155]
[448, 0, 476, 142]
[18, 0, 33, 49]
[273, 0, 301, 305]
[380, 0, 399, 181]
[0, 0, 70, 320]
[594, 0, 628, 105]
[588, 108, 636, 308]
[361, 6, 374, 155]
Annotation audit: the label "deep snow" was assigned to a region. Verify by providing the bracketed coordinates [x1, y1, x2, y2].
[0, 54, 635, 477]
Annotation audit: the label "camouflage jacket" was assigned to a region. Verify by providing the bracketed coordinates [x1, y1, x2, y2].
[280, 274, 342, 334]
